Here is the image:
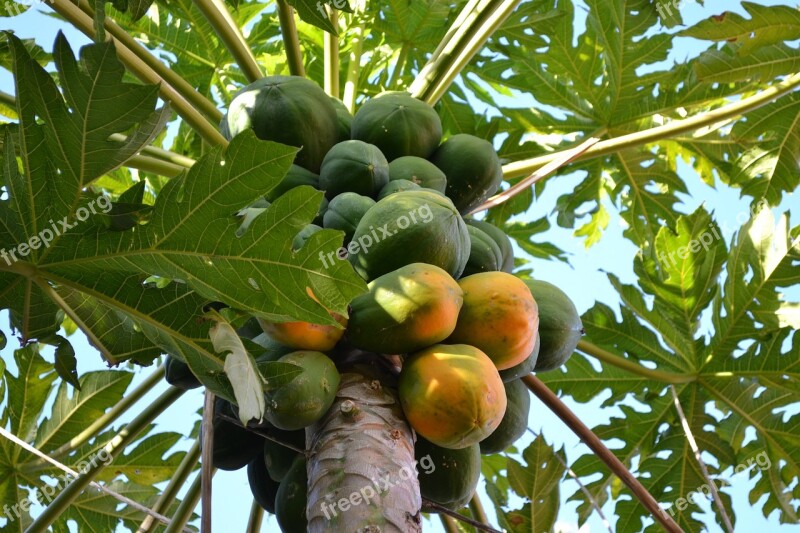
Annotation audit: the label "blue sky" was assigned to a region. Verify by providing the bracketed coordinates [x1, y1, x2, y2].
[1, 1, 799, 532]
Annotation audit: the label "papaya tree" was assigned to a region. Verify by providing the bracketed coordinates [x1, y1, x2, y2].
[0, 0, 798, 532]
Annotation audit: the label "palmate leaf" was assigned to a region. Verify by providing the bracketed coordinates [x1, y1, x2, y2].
[544, 208, 800, 530]
[94, 431, 187, 485]
[694, 43, 800, 84]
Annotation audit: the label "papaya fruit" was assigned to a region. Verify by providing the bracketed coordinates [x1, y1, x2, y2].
[330, 96, 353, 143]
[322, 192, 376, 244]
[258, 311, 346, 352]
[265, 351, 340, 430]
[275, 455, 307, 531]
[388, 156, 447, 193]
[524, 280, 584, 371]
[431, 134, 503, 214]
[499, 335, 540, 382]
[377, 179, 421, 200]
[223, 76, 339, 172]
[416, 436, 481, 510]
[266, 165, 320, 202]
[348, 190, 470, 281]
[164, 356, 201, 390]
[248, 451, 280, 514]
[399, 344, 506, 449]
[292, 224, 323, 251]
[447, 272, 539, 371]
[351, 91, 442, 161]
[314, 196, 328, 226]
[263, 429, 304, 482]
[464, 219, 514, 273]
[346, 263, 463, 354]
[319, 140, 390, 199]
[479, 378, 530, 454]
[462, 224, 504, 276]
[210, 417, 264, 471]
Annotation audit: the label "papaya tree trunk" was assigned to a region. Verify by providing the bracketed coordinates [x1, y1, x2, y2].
[306, 370, 421, 532]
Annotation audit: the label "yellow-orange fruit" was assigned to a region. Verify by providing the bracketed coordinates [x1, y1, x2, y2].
[258, 313, 347, 352]
[399, 344, 506, 449]
[447, 272, 538, 370]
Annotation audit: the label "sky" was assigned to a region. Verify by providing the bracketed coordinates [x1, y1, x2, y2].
[1, 1, 799, 532]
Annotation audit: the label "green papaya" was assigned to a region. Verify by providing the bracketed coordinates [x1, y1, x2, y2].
[266, 165, 320, 202]
[464, 219, 514, 273]
[377, 179, 420, 200]
[263, 429, 304, 482]
[248, 450, 280, 514]
[292, 224, 323, 251]
[322, 192, 376, 244]
[319, 140, 390, 199]
[416, 436, 481, 510]
[388, 156, 447, 193]
[164, 356, 201, 390]
[479, 378, 530, 454]
[431, 134, 503, 214]
[351, 91, 442, 161]
[265, 351, 340, 431]
[499, 335, 540, 382]
[275, 455, 307, 531]
[223, 76, 339, 172]
[462, 224, 504, 276]
[348, 190, 470, 281]
[524, 280, 583, 371]
[314, 196, 329, 226]
[346, 263, 463, 354]
[210, 417, 264, 471]
[329, 96, 353, 143]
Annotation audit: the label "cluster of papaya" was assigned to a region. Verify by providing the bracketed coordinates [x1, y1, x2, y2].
[164, 75, 585, 526]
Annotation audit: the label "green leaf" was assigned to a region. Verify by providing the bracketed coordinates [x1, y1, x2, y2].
[286, 0, 339, 35]
[258, 360, 304, 391]
[5, 345, 57, 443]
[95, 432, 186, 485]
[694, 44, 800, 83]
[53, 336, 81, 390]
[505, 436, 565, 533]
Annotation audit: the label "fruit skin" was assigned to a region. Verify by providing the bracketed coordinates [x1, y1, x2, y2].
[464, 219, 514, 273]
[399, 344, 506, 449]
[292, 224, 323, 251]
[211, 417, 264, 471]
[164, 356, 201, 390]
[258, 312, 346, 352]
[416, 436, 481, 510]
[319, 140, 390, 199]
[248, 450, 280, 513]
[329, 96, 353, 143]
[447, 272, 539, 371]
[351, 91, 443, 161]
[266, 165, 320, 202]
[223, 76, 339, 173]
[275, 455, 307, 531]
[479, 378, 531, 454]
[263, 429, 304, 482]
[314, 196, 328, 226]
[431, 134, 503, 214]
[346, 263, 463, 354]
[462, 224, 504, 276]
[499, 335, 540, 383]
[265, 351, 340, 430]
[377, 179, 420, 200]
[322, 192, 376, 244]
[388, 156, 447, 193]
[349, 190, 470, 281]
[524, 279, 584, 371]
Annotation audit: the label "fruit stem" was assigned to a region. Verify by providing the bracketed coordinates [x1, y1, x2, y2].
[164, 469, 209, 533]
[137, 439, 202, 533]
[503, 70, 800, 180]
[193, 0, 263, 83]
[577, 340, 696, 384]
[48, 0, 226, 147]
[25, 386, 186, 532]
[522, 375, 683, 533]
[245, 500, 264, 533]
[324, 8, 340, 97]
[277, 0, 306, 77]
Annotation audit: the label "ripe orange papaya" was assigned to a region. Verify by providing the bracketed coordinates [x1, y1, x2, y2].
[258, 313, 347, 352]
[399, 344, 506, 449]
[447, 272, 539, 370]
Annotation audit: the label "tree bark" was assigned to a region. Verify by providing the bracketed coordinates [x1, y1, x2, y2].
[306, 370, 422, 532]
